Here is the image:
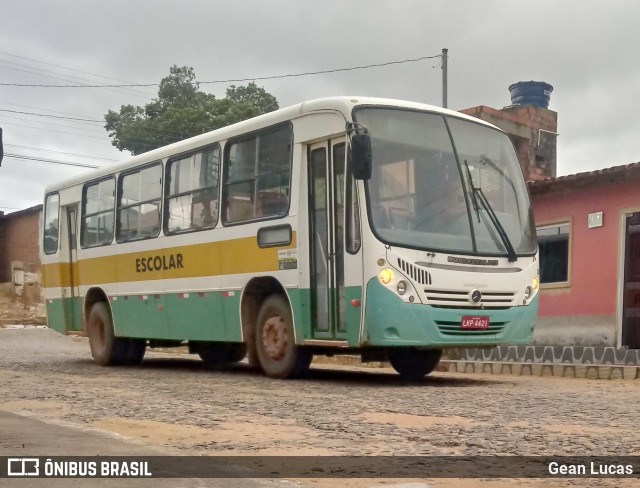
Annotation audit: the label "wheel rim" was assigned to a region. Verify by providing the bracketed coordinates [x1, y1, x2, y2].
[261, 314, 288, 361]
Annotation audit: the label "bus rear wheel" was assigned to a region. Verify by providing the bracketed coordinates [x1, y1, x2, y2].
[388, 348, 442, 380]
[255, 295, 311, 379]
[87, 301, 129, 366]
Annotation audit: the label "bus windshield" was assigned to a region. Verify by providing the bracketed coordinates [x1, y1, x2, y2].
[353, 107, 536, 257]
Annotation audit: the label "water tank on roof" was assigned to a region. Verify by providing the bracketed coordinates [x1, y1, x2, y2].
[508, 81, 553, 109]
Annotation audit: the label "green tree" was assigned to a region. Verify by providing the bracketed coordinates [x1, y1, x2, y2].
[104, 66, 279, 155]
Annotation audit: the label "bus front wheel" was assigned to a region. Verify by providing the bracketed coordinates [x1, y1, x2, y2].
[87, 301, 130, 366]
[388, 348, 442, 380]
[255, 295, 311, 379]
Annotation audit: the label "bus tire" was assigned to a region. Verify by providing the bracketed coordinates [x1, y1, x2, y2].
[198, 343, 246, 367]
[389, 348, 442, 380]
[255, 295, 311, 379]
[87, 301, 128, 366]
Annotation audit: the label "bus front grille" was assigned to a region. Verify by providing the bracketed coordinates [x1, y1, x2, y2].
[434, 320, 507, 336]
[424, 288, 515, 308]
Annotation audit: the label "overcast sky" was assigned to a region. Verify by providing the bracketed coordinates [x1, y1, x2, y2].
[1, 0, 639, 213]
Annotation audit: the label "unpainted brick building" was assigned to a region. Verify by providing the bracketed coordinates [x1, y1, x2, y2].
[0, 205, 42, 299]
[460, 92, 558, 181]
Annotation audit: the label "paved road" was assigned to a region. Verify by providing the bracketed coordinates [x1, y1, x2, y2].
[0, 328, 638, 488]
[1, 410, 301, 488]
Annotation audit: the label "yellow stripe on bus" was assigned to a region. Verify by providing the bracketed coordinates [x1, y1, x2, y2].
[42, 234, 296, 288]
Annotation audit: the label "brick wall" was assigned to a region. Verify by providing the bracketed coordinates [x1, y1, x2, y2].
[0, 222, 8, 284]
[460, 104, 558, 181]
[0, 206, 42, 283]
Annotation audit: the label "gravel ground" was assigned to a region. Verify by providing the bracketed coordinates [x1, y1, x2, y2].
[0, 327, 638, 488]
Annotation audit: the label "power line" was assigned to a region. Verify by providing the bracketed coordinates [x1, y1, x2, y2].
[1, 108, 188, 139]
[0, 121, 109, 140]
[5, 144, 119, 162]
[0, 99, 106, 120]
[2, 120, 166, 151]
[4, 153, 100, 169]
[0, 115, 106, 133]
[0, 51, 155, 98]
[0, 61, 151, 99]
[0, 100, 190, 138]
[0, 109, 102, 123]
[0, 55, 440, 88]
[0, 50, 155, 89]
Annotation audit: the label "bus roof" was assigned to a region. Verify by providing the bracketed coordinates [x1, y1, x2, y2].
[44, 96, 497, 195]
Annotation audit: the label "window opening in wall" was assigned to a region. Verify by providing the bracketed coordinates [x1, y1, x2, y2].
[537, 222, 569, 285]
[622, 212, 640, 349]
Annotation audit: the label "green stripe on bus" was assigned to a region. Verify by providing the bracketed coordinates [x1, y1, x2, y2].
[363, 278, 537, 347]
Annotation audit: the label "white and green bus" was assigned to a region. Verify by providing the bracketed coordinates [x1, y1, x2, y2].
[41, 97, 539, 380]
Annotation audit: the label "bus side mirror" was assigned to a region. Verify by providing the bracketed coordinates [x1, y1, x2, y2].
[350, 133, 372, 180]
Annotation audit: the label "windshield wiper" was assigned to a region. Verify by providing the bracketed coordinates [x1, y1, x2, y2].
[464, 161, 481, 223]
[465, 160, 517, 262]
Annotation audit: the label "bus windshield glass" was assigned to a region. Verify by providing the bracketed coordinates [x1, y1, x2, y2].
[353, 107, 536, 257]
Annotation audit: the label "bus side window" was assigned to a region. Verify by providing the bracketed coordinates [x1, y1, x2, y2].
[166, 146, 220, 234]
[81, 177, 115, 248]
[257, 191, 288, 217]
[226, 195, 254, 222]
[223, 123, 292, 224]
[43, 193, 60, 255]
[117, 163, 162, 242]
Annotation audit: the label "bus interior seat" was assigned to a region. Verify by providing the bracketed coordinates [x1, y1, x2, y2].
[257, 191, 288, 217]
[227, 197, 255, 222]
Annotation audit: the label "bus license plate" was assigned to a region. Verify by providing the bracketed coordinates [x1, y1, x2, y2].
[461, 316, 490, 330]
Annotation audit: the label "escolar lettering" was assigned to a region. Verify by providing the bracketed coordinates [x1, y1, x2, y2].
[135, 253, 184, 273]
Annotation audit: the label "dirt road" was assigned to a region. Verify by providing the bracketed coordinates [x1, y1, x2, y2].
[1, 327, 638, 487]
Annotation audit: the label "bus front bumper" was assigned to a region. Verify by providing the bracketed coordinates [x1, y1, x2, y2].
[362, 278, 538, 348]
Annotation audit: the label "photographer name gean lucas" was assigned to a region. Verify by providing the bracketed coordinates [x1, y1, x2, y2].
[548, 461, 634, 476]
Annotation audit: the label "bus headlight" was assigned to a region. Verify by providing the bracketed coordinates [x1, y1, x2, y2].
[524, 286, 533, 300]
[524, 276, 539, 301]
[397, 280, 407, 295]
[379, 268, 395, 285]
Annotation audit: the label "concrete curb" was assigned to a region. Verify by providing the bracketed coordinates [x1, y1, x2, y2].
[312, 355, 640, 380]
[0, 318, 46, 327]
[437, 360, 640, 380]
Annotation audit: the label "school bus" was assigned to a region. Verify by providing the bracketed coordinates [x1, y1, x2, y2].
[41, 97, 539, 379]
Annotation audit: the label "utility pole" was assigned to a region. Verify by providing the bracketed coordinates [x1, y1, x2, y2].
[441, 48, 448, 108]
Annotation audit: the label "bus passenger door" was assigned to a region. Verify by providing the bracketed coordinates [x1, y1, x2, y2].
[308, 139, 362, 341]
[62, 204, 82, 332]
